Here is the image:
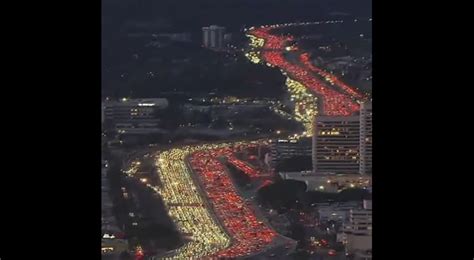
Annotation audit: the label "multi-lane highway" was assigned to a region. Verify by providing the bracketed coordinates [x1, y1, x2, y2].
[245, 23, 368, 136]
[153, 142, 293, 259]
[151, 22, 367, 259]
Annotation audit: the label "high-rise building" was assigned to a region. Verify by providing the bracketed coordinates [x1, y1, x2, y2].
[312, 116, 360, 174]
[359, 102, 372, 175]
[202, 25, 226, 49]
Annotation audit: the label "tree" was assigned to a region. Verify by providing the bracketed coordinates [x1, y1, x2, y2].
[290, 223, 306, 243]
[290, 250, 310, 260]
[305, 188, 371, 204]
[337, 188, 371, 201]
[257, 180, 306, 209]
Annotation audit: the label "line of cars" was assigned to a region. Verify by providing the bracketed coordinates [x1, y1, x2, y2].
[189, 144, 279, 258]
[154, 142, 281, 259]
[155, 145, 231, 259]
[152, 22, 365, 259]
[247, 26, 362, 117]
[299, 52, 367, 101]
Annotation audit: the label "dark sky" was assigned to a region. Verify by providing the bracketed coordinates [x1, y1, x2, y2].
[102, 0, 371, 35]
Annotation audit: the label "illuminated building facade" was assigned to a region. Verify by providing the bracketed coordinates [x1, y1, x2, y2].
[359, 102, 372, 175]
[312, 116, 360, 174]
[102, 98, 169, 133]
[268, 138, 312, 167]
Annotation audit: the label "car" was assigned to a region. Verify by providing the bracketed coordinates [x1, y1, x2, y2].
[328, 249, 337, 256]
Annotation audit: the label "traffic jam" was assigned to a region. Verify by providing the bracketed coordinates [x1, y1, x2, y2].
[155, 142, 287, 259]
[189, 144, 280, 258]
[153, 22, 366, 259]
[247, 25, 364, 117]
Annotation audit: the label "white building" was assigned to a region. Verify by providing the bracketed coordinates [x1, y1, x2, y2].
[102, 98, 168, 134]
[338, 200, 372, 258]
[312, 116, 361, 174]
[359, 102, 372, 175]
[317, 204, 353, 223]
[202, 25, 226, 49]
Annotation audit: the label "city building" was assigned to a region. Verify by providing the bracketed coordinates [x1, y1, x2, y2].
[337, 200, 372, 259]
[202, 25, 226, 49]
[102, 237, 129, 256]
[102, 98, 169, 134]
[362, 199, 372, 210]
[317, 201, 361, 223]
[279, 171, 371, 192]
[279, 171, 337, 192]
[102, 162, 129, 257]
[312, 116, 360, 174]
[268, 137, 312, 167]
[353, 251, 373, 260]
[359, 102, 372, 175]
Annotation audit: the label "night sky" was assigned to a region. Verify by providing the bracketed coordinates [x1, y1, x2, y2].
[102, 0, 372, 34]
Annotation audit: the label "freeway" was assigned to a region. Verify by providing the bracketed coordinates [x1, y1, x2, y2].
[189, 146, 277, 257]
[154, 145, 231, 259]
[150, 22, 367, 259]
[245, 23, 368, 136]
[248, 26, 360, 117]
[151, 141, 296, 259]
[298, 52, 367, 101]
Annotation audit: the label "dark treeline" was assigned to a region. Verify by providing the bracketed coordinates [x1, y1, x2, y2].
[257, 180, 371, 211]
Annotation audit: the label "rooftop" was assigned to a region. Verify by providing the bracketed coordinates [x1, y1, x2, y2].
[103, 98, 169, 107]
